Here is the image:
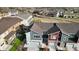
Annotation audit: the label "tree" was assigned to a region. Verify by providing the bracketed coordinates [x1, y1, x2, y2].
[16, 25, 26, 41]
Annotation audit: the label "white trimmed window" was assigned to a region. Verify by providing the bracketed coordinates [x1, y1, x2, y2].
[33, 34, 41, 40]
[51, 35, 57, 39]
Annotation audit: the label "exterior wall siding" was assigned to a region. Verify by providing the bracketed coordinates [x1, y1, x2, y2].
[26, 31, 43, 51]
[26, 32, 31, 43]
[61, 33, 69, 42]
[30, 31, 42, 43]
[26, 31, 42, 44]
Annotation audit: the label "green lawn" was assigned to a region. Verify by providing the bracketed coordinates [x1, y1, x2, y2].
[9, 38, 22, 51]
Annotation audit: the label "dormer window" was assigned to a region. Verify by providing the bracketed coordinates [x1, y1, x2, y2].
[49, 32, 60, 40]
[51, 35, 57, 39]
[34, 35, 40, 38]
[32, 34, 41, 40]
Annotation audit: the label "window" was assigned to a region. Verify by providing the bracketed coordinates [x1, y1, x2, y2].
[34, 36, 40, 38]
[51, 35, 57, 39]
[50, 32, 60, 40]
[1, 43, 4, 46]
[49, 34, 58, 40]
[5, 41, 8, 44]
[32, 34, 41, 40]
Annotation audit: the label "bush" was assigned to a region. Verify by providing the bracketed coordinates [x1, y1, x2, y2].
[9, 38, 22, 51]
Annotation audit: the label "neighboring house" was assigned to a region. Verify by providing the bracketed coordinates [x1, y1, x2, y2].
[0, 9, 18, 19]
[0, 11, 34, 51]
[56, 11, 64, 17]
[46, 11, 57, 17]
[0, 17, 22, 50]
[0, 12, 9, 19]
[8, 9, 18, 16]
[63, 11, 79, 19]
[64, 14, 74, 18]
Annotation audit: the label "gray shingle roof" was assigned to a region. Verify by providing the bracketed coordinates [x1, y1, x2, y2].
[31, 22, 53, 34]
[0, 17, 22, 35]
[31, 23, 79, 35]
[31, 23, 60, 34]
[45, 23, 60, 34]
[56, 23, 79, 34]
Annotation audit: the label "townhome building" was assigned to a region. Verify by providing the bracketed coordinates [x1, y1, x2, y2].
[0, 12, 33, 50]
[26, 22, 79, 51]
[26, 22, 62, 51]
[0, 17, 22, 50]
